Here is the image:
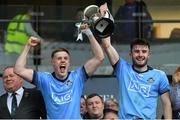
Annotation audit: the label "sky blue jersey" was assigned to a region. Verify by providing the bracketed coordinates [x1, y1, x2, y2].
[32, 67, 87, 119]
[114, 58, 170, 119]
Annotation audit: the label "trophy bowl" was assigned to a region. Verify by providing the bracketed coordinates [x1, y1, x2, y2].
[83, 5, 114, 38]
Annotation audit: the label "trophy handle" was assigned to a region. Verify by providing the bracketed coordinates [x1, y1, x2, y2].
[83, 5, 99, 19]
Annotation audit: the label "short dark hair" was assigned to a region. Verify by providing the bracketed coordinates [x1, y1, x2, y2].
[51, 48, 70, 58]
[130, 38, 150, 51]
[86, 93, 103, 103]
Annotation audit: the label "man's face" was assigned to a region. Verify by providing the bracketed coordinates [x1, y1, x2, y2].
[76, 11, 84, 20]
[3, 67, 23, 92]
[51, 51, 70, 79]
[80, 97, 87, 115]
[130, 45, 150, 68]
[52, 51, 70, 79]
[87, 96, 104, 119]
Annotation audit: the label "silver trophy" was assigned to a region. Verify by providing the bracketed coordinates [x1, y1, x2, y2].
[83, 5, 114, 38]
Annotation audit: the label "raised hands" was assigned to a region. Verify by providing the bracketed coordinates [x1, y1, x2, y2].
[80, 23, 89, 30]
[99, 2, 108, 16]
[80, 23, 93, 37]
[28, 36, 40, 47]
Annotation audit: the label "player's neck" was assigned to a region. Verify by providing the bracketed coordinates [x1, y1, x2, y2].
[133, 65, 148, 73]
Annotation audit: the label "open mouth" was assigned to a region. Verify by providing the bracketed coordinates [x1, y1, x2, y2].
[59, 65, 66, 73]
[136, 57, 145, 62]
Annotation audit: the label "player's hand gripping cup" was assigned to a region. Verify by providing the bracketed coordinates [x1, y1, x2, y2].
[83, 3, 114, 38]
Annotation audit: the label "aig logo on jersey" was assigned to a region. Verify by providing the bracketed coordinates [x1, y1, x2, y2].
[147, 77, 155, 83]
[52, 90, 72, 104]
[66, 80, 73, 87]
[128, 81, 150, 97]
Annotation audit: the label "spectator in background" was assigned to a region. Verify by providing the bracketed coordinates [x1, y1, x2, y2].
[169, 66, 180, 119]
[104, 98, 119, 111]
[84, 93, 104, 119]
[14, 23, 104, 119]
[0, 66, 46, 119]
[100, 3, 171, 119]
[170, 28, 180, 40]
[113, 0, 153, 43]
[103, 108, 118, 120]
[80, 95, 87, 118]
[62, 8, 88, 43]
[73, 8, 85, 40]
[4, 8, 43, 54]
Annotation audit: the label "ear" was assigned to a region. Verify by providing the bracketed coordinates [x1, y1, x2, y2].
[129, 51, 132, 56]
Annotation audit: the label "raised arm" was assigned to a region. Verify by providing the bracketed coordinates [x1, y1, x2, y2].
[14, 36, 40, 82]
[82, 25, 104, 76]
[99, 3, 119, 66]
[102, 37, 119, 65]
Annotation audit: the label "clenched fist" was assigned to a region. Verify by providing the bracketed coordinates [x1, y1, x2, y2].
[80, 23, 93, 37]
[28, 36, 40, 47]
[80, 23, 89, 30]
[99, 2, 108, 17]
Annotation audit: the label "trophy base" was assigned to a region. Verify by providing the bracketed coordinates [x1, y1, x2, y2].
[94, 17, 114, 38]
